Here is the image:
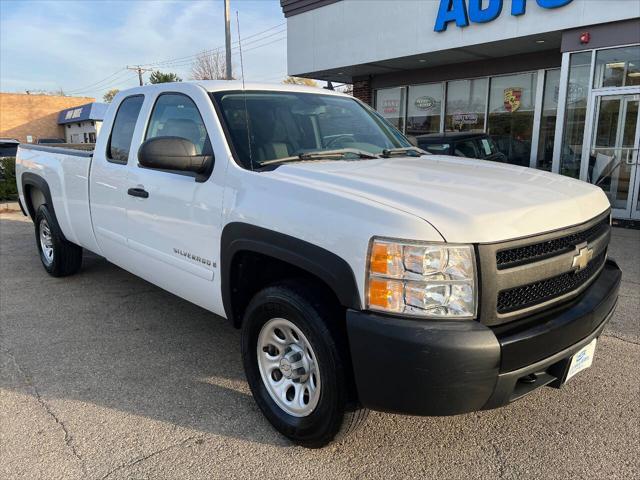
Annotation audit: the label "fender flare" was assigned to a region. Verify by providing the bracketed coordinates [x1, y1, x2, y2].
[220, 222, 362, 322]
[21, 172, 68, 241]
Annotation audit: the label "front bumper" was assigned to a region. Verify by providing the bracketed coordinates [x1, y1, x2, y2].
[346, 259, 621, 416]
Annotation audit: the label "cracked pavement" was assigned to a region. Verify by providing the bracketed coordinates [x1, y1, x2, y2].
[1, 211, 638, 479]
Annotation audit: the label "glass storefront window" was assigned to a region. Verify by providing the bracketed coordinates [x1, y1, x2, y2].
[486, 72, 538, 167]
[594, 45, 640, 88]
[406, 83, 442, 136]
[536, 69, 561, 171]
[588, 96, 639, 211]
[445, 78, 488, 132]
[375, 87, 406, 132]
[559, 51, 592, 178]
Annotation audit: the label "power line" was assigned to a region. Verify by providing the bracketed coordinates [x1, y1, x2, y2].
[66, 68, 128, 95]
[144, 27, 286, 70]
[139, 22, 285, 69]
[149, 33, 286, 71]
[108, 74, 140, 90]
[96, 73, 141, 95]
[66, 70, 135, 96]
[241, 35, 286, 54]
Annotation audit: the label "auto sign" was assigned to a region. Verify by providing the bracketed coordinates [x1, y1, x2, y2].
[415, 96, 437, 111]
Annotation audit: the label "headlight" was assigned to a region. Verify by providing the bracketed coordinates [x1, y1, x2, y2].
[366, 238, 477, 319]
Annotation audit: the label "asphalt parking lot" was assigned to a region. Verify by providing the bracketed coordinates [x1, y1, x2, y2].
[1, 211, 639, 480]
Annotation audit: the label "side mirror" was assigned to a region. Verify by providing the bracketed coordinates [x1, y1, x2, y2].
[138, 136, 213, 179]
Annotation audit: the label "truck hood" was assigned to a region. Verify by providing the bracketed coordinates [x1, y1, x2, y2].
[273, 156, 610, 243]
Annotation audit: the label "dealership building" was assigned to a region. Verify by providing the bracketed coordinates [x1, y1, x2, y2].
[281, 0, 640, 220]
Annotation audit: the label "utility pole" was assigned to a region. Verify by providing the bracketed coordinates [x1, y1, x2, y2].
[127, 65, 152, 86]
[224, 0, 232, 80]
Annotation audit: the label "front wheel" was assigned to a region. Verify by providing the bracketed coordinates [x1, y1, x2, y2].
[34, 205, 83, 277]
[241, 283, 368, 448]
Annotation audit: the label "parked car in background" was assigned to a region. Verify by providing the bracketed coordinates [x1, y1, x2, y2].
[0, 138, 20, 158]
[416, 132, 507, 163]
[36, 138, 66, 145]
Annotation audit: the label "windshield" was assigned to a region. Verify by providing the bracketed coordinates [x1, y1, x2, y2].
[211, 90, 411, 169]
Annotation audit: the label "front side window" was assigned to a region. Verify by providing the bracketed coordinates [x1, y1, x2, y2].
[212, 91, 411, 169]
[146, 93, 211, 154]
[108, 95, 144, 164]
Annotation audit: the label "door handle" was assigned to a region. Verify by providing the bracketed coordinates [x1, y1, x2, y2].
[127, 187, 149, 198]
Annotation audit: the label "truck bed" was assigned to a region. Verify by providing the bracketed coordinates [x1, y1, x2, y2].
[16, 143, 100, 254]
[19, 143, 94, 156]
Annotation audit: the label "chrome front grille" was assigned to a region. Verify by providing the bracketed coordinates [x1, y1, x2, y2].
[477, 211, 611, 326]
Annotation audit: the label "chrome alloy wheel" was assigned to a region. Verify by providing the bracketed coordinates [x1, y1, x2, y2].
[39, 218, 54, 266]
[257, 318, 321, 417]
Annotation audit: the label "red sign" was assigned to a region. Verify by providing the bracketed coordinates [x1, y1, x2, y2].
[382, 99, 400, 115]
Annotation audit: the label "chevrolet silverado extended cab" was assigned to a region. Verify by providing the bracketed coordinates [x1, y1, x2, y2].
[16, 81, 621, 448]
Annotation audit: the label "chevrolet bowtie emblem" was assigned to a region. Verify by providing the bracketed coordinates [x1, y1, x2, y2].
[572, 243, 594, 272]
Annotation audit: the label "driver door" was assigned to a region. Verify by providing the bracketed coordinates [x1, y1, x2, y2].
[125, 89, 225, 313]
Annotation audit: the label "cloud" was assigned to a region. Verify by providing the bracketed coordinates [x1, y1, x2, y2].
[0, 0, 288, 99]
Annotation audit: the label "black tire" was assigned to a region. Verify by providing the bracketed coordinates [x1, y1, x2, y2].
[241, 281, 368, 448]
[34, 205, 83, 277]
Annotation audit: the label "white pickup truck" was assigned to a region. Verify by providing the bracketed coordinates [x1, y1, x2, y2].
[16, 81, 621, 447]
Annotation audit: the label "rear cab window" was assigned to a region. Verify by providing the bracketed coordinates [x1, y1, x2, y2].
[107, 95, 144, 164]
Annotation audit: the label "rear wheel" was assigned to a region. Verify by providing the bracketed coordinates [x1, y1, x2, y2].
[241, 282, 368, 448]
[34, 205, 83, 277]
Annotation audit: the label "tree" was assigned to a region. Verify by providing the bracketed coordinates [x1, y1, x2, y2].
[282, 76, 318, 88]
[149, 71, 182, 84]
[191, 50, 230, 80]
[103, 89, 120, 103]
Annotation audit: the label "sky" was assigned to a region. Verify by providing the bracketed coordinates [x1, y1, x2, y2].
[0, 0, 289, 100]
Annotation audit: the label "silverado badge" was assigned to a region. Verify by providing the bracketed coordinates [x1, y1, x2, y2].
[173, 248, 215, 268]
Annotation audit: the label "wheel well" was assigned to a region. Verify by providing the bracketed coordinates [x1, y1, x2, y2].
[23, 184, 46, 219]
[230, 250, 360, 406]
[229, 250, 344, 328]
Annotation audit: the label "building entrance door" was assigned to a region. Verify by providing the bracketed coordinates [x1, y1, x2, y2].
[584, 91, 640, 220]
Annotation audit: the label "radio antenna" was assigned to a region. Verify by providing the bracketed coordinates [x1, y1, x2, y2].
[236, 10, 253, 169]
[236, 11, 246, 89]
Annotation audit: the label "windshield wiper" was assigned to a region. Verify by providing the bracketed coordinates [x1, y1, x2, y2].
[261, 148, 380, 166]
[380, 147, 428, 158]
